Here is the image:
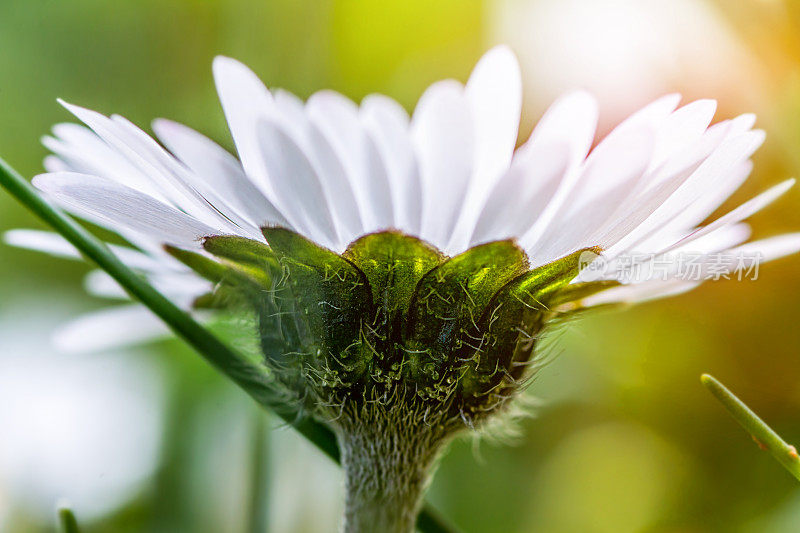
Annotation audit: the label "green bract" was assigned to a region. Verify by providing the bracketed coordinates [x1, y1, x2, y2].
[168, 228, 605, 434]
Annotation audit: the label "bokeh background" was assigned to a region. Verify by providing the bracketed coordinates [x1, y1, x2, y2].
[1, 0, 800, 531]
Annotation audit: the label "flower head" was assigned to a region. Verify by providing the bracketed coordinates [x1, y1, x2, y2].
[8, 46, 800, 435]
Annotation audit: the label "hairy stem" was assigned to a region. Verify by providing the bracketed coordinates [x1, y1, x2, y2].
[336, 403, 449, 533]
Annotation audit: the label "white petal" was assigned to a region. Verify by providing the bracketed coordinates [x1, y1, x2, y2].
[470, 141, 569, 245]
[307, 126, 366, 244]
[447, 45, 522, 252]
[272, 89, 308, 132]
[152, 118, 287, 230]
[84, 270, 127, 299]
[5, 229, 83, 260]
[613, 93, 682, 132]
[658, 230, 800, 282]
[592, 159, 753, 257]
[213, 56, 281, 204]
[43, 154, 70, 172]
[33, 172, 218, 248]
[729, 232, 800, 262]
[268, 89, 366, 243]
[581, 278, 701, 306]
[647, 99, 717, 174]
[109, 114, 254, 236]
[3, 229, 171, 271]
[254, 120, 339, 248]
[53, 306, 175, 353]
[572, 124, 657, 213]
[670, 223, 752, 256]
[580, 222, 754, 284]
[560, 94, 682, 209]
[58, 101, 240, 233]
[657, 178, 795, 256]
[670, 159, 754, 230]
[307, 90, 394, 234]
[715, 113, 757, 137]
[517, 91, 599, 249]
[607, 130, 766, 257]
[361, 94, 422, 235]
[465, 46, 521, 181]
[44, 123, 167, 201]
[529, 125, 655, 264]
[527, 91, 599, 162]
[638, 228, 797, 285]
[588, 163, 701, 257]
[411, 80, 474, 250]
[84, 270, 209, 300]
[625, 159, 754, 253]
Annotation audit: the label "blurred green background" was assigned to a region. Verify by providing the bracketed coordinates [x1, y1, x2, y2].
[1, 0, 800, 531]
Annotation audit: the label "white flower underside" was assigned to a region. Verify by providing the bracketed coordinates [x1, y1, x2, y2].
[7, 46, 800, 352]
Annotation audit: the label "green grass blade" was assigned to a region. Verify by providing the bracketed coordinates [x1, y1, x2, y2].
[56, 503, 80, 533]
[701, 373, 800, 481]
[0, 157, 457, 533]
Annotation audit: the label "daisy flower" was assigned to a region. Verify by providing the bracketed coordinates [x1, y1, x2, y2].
[7, 45, 800, 532]
[8, 47, 798, 346]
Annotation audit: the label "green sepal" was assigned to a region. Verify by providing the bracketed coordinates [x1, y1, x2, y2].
[459, 247, 601, 398]
[407, 240, 529, 335]
[262, 227, 350, 272]
[548, 279, 620, 308]
[192, 292, 217, 309]
[192, 286, 246, 310]
[164, 245, 272, 289]
[479, 246, 602, 332]
[343, 231, 444, 316]
[164, 245, 229, 283]
[512, 247, 602, 302]
[260, 227, 373, 384]
[404, 240, 529, 393]
[203, 235, 279, 272]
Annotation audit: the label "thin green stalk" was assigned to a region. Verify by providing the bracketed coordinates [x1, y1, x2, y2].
[246, 411, 269, 533]
[0, 157, 456, 533]
[149, 375, 196, 531]
[57, 504, 80, 533]
[701, 373, 800, 481]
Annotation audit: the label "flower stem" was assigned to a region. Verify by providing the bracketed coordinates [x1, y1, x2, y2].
[334, 398, 454, 533]
[339, 429, 442, 533]
[701, 373, 800, 481]
[0, 157, 457, 533]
